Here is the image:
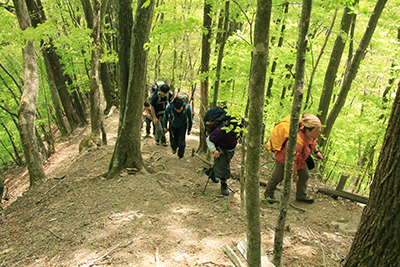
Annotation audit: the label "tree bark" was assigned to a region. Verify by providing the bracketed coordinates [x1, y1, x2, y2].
[25, 0, 81, 132]
[89, 0, 109, 141]
[245, 1, 271, 266]
[211, 1, 230, 109]
[273, 0, 311, 266]
[107, 0, 155, 178]
[317, 4, 356, 126]
[0, 167, 4, 209]
[197, 0, 212, 155]
[13, 0, 47, 187]
[319, 0, 388, 149]
[341, 80, 400, 267]
[43, 51, 68, 137]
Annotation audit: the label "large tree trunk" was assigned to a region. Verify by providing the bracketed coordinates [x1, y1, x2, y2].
[341, 80, 400, 267]
[13, 0, 47, 187]
[197, 0, 212, 155]
[245, 0, 272, 266]
[107, 0, 155, 178]
[273, 0, 312, 266]
[319, 0, 388, 149]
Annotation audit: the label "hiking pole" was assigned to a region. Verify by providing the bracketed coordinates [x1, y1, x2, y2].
[202, 176, 211, 195]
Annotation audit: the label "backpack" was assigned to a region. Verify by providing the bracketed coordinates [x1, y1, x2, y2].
[203, 107, 229, 136]
[266, 115, 302, 155]
[172, 92, 189, 103]
[147, 81, 165, 102]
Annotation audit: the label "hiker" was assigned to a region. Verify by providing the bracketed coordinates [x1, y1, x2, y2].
[142, 101, 153, 138]
[163, 97, 193, 159]
[206, 112, 242, 196]
[150, 83, 173, 146]
[264, 114, 324, 203]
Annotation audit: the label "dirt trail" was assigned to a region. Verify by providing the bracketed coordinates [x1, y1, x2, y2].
[0, 108, 364, 267]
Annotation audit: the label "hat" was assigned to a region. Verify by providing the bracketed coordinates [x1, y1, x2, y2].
[302, 114, 321, 128]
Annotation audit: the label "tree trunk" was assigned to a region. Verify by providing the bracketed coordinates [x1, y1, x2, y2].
[317, 4, 356, 126]
[197, 0, 212, 155]
[107, 0, 155, 178]
[25, 0, 81, 132]
[0, 167, 4, 209]
[341, 80, 400, 267]
[43, 51, 68, 137]
[273, 0, 311, 266]
[90, 0, 109, 141]
[13, 0, 47, 187]
[245, 0, 272, 266]
[211, 1, 230, 109]
[112, 0, 133, 121]
[319, 0, 388, 149]
[266, 2, 288, 99]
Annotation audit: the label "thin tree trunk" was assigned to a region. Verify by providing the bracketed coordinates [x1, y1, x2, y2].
[304, 8, 337, 108]
[245, 0, 271, 266]
[273, 0, 311, 266]
[211, 1, 230, 109]
[43, 52, 68, 137]
[197, 0, 212, 154]
[13, 0, 47, 187]
[317, 3, 356, 127]
[319, 0, 388, 149]
[266, 2, 288, 99]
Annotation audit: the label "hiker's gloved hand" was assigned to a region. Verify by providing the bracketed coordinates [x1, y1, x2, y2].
[187, 131, 191, 135]
[164, 128, 168, 133]
[213, 149, 221, 158]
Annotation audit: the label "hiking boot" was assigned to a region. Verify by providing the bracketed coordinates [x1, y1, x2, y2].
[155, 140, 160, 145]
[162, 142, 168, 147]
[179, 156, 185, 159]
[296, 195, 315, 204]
[172, 149, 177, 154]
[221, 182, 229, 196]
[264, 190, 275, 200]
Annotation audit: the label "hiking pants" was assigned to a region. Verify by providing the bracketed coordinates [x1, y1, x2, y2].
[213, 148, 235, 182]
[145, 117, 152, 135]
[154, 115, 166, 143]
[265, 159, 310, 199]
[169, 124, 187, 158]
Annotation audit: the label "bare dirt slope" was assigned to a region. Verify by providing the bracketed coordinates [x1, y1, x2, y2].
[0, 109, 364, 267]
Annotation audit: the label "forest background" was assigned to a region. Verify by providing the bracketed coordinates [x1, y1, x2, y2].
[1, 0, 398, 193]
[0, 0, 399, 266]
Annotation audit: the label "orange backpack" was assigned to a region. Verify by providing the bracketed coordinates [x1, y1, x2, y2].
[267, 115, 303, 155]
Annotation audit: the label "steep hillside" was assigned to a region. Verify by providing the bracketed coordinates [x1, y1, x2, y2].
[0, 108, 364, 267]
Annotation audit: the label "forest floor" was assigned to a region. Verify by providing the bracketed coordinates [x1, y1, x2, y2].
[0, 107, 365, 267]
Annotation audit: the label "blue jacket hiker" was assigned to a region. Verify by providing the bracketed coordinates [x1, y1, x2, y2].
[163, 98, 193, 159]
[150, 84, 173, 146]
